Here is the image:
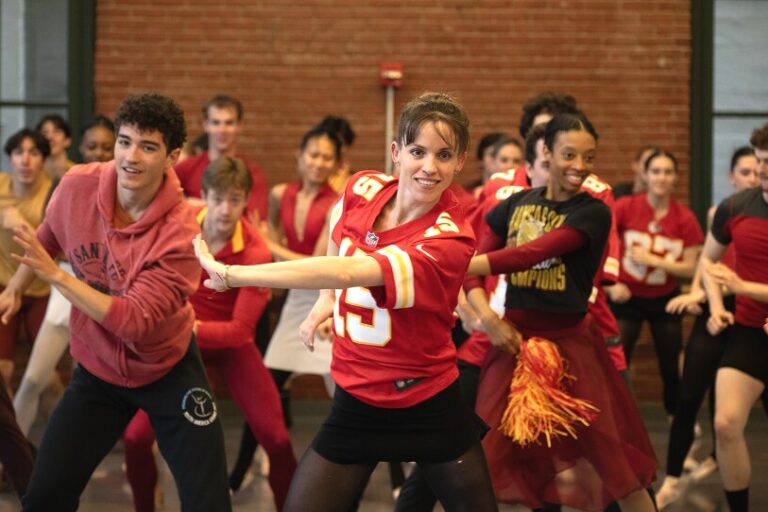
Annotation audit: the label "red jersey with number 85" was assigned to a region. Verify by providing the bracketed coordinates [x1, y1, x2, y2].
[329, 171, 475, 408]
[615, 193, 703, 298]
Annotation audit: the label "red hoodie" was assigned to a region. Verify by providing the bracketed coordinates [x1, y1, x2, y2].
[37, 161, 201, 387]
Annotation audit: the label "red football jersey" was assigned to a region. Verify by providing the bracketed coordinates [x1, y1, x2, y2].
[580, 174, 622, 345]
[330, 171, 475, 407]
[475, 167, 529, 210]
[615, 193, 704, 298]
[580, 174, 620, 285]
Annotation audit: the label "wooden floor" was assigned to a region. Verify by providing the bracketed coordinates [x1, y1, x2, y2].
[1, 399, 766, 511]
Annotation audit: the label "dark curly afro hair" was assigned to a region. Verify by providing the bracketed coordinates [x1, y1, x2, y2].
[114, 93, 186, 152]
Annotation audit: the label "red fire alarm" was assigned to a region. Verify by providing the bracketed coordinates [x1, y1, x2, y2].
[379, 62, 403, 88]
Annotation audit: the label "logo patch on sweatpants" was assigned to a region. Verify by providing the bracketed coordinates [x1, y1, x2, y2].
[181, 387, 217, 426]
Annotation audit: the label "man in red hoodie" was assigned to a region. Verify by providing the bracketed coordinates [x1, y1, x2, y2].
[122, 156, 297, 511]
[0, 93, 231, 511]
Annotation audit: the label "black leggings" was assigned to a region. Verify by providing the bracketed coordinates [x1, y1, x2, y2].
[615, 294, 682, 415]
[666, 303, 727, 476]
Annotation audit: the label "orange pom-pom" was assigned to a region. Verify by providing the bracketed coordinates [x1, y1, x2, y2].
[498, 336, 599, 447]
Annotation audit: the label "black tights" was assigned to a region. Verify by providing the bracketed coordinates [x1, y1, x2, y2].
[285, 442, 497, 512]
[666, 308, 724, 476]
[395, 361, 482, 511]
[619, 314, 682, 415]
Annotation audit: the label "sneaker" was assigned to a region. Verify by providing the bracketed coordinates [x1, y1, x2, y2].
[689, 456, 718, 483]
[655, 475, 688, 510]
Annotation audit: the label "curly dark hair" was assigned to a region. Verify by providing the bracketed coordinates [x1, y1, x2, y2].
[750, 123, 768, 151]
[114, 93, 186, 152]
[519, 92, 580, 139]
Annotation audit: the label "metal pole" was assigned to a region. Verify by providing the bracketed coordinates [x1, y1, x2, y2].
[385, 85, 395, 174]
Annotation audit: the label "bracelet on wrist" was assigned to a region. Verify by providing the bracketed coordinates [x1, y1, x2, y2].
[223, 264, 231, 290]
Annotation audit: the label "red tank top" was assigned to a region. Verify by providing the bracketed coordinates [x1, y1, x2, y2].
[279, 182, 338, 255]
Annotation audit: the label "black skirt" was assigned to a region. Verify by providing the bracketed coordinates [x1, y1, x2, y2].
[312, 379, 482, 464]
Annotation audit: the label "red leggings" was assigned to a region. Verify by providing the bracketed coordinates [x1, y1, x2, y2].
[0, 288, 48, 359]
[123, 342, 296, 511]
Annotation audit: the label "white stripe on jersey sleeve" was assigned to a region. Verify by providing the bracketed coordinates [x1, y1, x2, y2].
[329, 193, 345, 236]
[377, 245, 415, 309]
[603, 256, 620, 279]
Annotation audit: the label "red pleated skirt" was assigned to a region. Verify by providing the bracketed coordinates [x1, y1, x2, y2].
[476, 313, 657, 511]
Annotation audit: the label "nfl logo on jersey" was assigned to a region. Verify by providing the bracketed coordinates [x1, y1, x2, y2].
[365, 231, 379, 247]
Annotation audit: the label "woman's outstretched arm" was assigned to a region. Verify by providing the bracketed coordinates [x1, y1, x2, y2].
[194, 235, 384, 292]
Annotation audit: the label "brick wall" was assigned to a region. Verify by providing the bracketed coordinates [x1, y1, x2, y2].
[93, 0, 693, 401]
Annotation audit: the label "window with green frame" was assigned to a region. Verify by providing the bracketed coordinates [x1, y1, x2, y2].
[691, 0, 768, 222]
[0, 0, 94, 169]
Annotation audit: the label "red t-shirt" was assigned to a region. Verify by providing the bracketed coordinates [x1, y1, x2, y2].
[330, 171, 474, 408]
[711, 187, 768, 327]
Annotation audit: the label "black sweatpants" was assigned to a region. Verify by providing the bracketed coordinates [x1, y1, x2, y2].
[22, 340, 231, 512]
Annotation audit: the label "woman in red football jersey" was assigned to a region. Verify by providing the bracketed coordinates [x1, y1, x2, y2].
[195, 92, 497, 512]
